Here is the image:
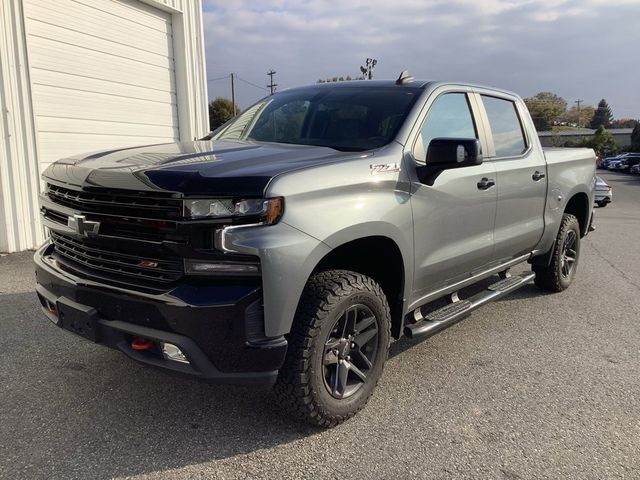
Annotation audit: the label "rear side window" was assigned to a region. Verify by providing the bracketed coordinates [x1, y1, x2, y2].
[481, 95, 527, 157]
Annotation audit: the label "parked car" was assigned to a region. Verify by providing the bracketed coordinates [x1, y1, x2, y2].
[619, 155, 640, 173]
[608, 159, 624, 170]
[595, 176, 613, 207]
[34, 78, 596, 427]
[599, 156, 618, 169]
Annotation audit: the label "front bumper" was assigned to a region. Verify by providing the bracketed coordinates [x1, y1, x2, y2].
[34, 242, 287, 386]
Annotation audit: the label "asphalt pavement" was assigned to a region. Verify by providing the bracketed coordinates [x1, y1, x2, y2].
[1, 170, 639, 479]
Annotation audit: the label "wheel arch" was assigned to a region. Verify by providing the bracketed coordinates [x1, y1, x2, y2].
[311, 235, 408, 339]
[531, 189, 590, 267]
[564, 191, 590, 237]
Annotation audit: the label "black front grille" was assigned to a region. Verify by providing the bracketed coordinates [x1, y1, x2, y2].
[47, 184, 182, 220]
[51, 232, 183, 284]
[42, 208, 68, 225]
[42, 206, 179, 243]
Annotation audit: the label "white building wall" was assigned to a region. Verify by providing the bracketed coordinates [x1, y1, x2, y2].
[0, 0, 208, 253]
[0, 0, 42, 253]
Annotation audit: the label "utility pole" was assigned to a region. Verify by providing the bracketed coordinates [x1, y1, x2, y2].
[267, 70, 278, 95]
[230, 73, 237, 115]
[574, 99, 583, 127]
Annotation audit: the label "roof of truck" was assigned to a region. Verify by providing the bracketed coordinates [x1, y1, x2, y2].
[284, 80, 432, 89]
[282, 79, 522, 99]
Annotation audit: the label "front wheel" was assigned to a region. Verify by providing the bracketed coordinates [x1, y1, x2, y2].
[533, 213, 581, 292]
[274, 270, 391, 428]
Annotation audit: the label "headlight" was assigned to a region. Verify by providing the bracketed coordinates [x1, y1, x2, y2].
[183, 197, 284, 224]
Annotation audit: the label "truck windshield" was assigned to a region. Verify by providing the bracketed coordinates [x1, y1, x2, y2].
[209, 86, 421, 152]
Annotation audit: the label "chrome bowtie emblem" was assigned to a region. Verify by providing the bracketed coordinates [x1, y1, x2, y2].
[67, 214, 100, 237]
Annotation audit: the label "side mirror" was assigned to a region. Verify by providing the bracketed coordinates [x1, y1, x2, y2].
[417, 138, 482, 185]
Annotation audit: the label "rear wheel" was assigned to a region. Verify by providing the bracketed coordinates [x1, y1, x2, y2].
[533, 213, 581, 292]
[274, 270, 391, 428]
[597, 201, 608, 208]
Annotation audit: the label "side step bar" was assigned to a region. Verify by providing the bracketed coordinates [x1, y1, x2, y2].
[404, 272, 536, 339]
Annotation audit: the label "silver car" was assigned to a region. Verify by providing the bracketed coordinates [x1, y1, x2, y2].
[595, 176, 612, 207]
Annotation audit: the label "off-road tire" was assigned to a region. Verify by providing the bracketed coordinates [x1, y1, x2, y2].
[274, 270, 391, 428]
[533, 213, 581, 292]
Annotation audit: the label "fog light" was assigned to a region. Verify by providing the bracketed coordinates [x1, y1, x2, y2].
[184, 260, 259, 275]
[161, 342, 189, 364]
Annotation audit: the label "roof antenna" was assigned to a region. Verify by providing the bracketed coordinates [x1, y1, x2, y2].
[395, 70, 414, 85]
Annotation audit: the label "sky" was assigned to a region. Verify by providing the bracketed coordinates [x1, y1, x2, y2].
[202, 0, 640, 119]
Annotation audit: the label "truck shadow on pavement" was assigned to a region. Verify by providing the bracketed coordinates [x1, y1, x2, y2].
[0, 291, 320, 480]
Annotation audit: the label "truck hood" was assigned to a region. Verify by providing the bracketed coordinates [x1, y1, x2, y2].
[42, 140, 367, 196]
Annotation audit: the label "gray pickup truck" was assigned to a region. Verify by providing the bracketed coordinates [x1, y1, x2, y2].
[35, 76, 596, 427]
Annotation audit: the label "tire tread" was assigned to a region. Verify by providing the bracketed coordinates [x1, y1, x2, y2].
[533, 213, 580, 292]
[274, 269, 391, 428]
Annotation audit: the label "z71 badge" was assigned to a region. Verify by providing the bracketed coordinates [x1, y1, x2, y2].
[370, 163, 400, 174]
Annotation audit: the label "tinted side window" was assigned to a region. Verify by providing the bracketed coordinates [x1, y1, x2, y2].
[481, 96, 527, 157]
[415, 93, 477, 162]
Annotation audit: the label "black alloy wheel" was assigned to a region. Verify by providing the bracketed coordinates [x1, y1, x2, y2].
[560, 229, 578, 278]
[322, 304, 379, 399]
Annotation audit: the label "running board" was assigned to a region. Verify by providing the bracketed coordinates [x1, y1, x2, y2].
[404, 272, 536, 339]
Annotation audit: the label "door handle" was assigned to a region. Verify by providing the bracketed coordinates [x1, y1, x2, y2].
[477, 177, 495, 190]
[532, 170, 546, 181]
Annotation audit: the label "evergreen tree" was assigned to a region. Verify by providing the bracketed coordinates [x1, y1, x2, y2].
[590, 125, 618, 156]
[631, 123, 640, 152]
[590, 99, 614, 129]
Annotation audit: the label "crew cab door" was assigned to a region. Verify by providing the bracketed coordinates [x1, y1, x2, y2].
[476, 92, 547, 261]
[408, 90, 497, 302]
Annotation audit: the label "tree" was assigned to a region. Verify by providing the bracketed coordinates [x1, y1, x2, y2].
[590, 99, 613, 129]
[523, 92, 567, 131]
[631, 123, 640, 152]
[317, 75, 363, 83]
[590, 125, 618, 156]
[561, 105, 595, 128]
[209, 97, 239, 131]
[611, 118, 639, 129]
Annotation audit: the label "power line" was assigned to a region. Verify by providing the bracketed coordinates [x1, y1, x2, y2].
[207, 74, 230, 83]
[235, 75, 269, 92]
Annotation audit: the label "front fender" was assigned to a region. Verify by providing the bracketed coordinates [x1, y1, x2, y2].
[222, 222, 331, 337]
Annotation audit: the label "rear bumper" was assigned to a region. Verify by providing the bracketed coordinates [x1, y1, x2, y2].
[34, 242, 287, 386]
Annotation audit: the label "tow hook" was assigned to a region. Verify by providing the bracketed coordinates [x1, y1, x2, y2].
[131, 337, 154, 351]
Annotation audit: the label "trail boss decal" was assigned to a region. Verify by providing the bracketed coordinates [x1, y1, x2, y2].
[370, 163, 400, 175]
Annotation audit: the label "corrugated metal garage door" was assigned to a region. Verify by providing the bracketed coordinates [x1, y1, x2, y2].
[23, 0, 179, 170]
